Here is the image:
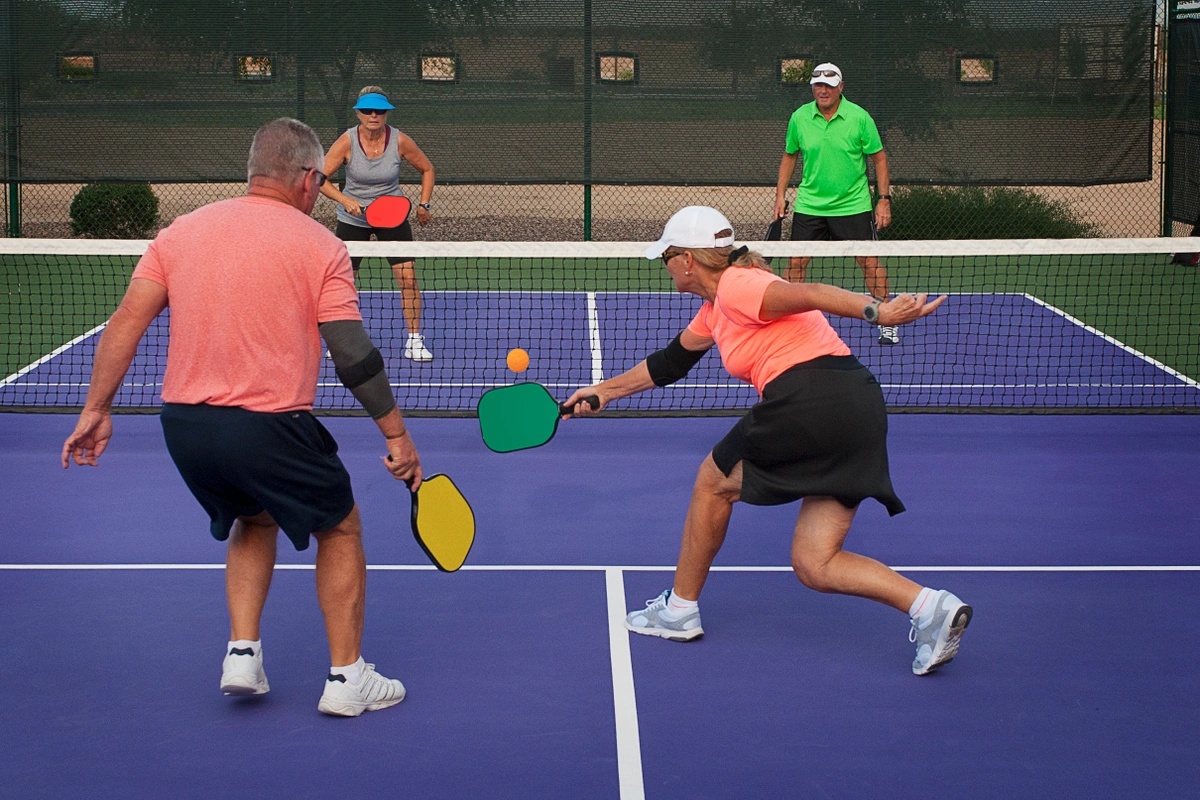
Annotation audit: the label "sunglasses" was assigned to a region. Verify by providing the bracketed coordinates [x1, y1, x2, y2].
[812, 70, 839, 78]
[357, 108, 389, 116]
[309, 168, 328, 187]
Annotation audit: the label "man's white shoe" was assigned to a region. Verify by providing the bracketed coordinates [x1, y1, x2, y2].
[220, 644, 269, 696]
[318, 663, 406, 717]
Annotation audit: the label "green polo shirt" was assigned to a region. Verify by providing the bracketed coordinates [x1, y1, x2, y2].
[785, 97, 883, 216]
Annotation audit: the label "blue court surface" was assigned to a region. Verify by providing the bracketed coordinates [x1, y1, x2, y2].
[4, 290, 1198, 411]
[3, 411, 1198, 799]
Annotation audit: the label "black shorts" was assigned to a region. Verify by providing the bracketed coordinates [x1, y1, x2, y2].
[336, 219, 415, 269]
[791, 210, 877, 242]
[160, 403, 356, 551]
[710, 356, 905, 514]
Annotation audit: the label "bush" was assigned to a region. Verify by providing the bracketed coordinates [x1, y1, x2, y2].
[69, 182, 160, 238]
[883, 186, 1099, 240]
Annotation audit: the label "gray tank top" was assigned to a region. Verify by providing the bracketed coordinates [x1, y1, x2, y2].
[337, 125, 404, 228]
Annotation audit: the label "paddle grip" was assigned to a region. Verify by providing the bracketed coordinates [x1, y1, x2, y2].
[559, 395, 600, 415]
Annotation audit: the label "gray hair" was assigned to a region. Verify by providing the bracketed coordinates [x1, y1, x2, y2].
[359, 85, 386, 97]
[246, 118, 323, 183]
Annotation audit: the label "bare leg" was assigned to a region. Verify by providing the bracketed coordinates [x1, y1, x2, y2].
[857, 255, 890, 300]
[670, 456, 742, 601]
[313, 505, 367, 667]
[789, 495, 920, 612]
[784, 255, 811, 285]
[226, 511, 279, 641]
[390, 260, 422, 334]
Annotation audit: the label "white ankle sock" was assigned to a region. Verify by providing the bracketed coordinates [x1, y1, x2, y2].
[330, 656, 366, 685]
[661, 591, 698, 621]
[909, 588, 936, 624]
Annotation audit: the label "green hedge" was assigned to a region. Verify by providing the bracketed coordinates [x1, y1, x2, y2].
[884, 186, 1099, 239]
[69, 182, 160, 239]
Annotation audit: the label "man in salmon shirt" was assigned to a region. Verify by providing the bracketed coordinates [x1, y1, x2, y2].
[563, 206, 972, 677]
[62, 118, 421, 717]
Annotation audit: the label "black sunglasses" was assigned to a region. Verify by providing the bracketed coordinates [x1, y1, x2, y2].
[357, 108, 389, 116]
[309, 168, 328, 187]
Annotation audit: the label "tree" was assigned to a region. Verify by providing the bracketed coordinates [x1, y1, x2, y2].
[113, 0, 520, 130]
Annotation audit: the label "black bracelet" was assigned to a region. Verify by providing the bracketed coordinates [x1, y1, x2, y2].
[878, 194, 891, 200]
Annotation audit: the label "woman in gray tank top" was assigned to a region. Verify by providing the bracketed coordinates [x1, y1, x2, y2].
[320, 87, 437, 362]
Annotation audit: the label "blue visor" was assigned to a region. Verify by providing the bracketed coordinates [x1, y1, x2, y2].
[353, 93, 395, 111]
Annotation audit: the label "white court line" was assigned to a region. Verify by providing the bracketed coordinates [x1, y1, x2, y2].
[606, 568, 645, 800]
[587, 292, 605, 384]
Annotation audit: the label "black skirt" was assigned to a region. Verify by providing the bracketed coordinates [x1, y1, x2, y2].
[710, 355, 905, 515]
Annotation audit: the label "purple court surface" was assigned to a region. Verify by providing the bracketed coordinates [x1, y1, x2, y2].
[2, 411, 1198, 799]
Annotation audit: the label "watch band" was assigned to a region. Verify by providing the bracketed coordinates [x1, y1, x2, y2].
[418, 202, 431, 210]
[878, 194, 891, 200]
[863, 298, 882, 323]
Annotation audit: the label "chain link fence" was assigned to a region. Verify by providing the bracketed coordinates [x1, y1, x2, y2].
[1, 1, 1168, 242]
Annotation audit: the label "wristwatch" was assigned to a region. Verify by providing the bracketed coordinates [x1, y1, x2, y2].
[878, 194, 891, 201]
[417, 202, 431, 210]
[862, 298, 882, 323]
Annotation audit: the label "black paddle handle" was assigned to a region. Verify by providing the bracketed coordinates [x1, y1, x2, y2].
[559, 395, 600, 415]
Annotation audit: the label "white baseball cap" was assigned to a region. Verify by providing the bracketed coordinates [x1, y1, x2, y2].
[810, 62, 842, 87]
[645, 206, 736, 259]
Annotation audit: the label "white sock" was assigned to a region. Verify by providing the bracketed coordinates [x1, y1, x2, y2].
[330, 656, 366, 685]
[908, 588, 936, 624]
[661, 591, 698, 622]
[227, 639, 260, 656]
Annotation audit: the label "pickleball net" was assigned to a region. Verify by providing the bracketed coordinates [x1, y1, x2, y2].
[2, 237, 1198, 413]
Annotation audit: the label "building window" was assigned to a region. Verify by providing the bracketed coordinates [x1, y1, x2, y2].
[779, 57, 814, 85]
[236, 54, 275, 81]
[58, 53, 96, 82]
[420, 53, 459, 83]
[958, 56, 997, 84]
[597, 52, 638, 84]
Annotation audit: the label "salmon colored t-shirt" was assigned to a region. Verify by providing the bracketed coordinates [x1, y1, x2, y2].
[686, 266, 850, 394]
[132, 195, 360, 413]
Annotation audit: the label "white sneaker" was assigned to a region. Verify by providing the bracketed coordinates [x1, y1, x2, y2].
[625, 589, 704, 642]
[317, 663, 406, 717]
[878, 325, 899, 345]
[404, 333, 433, 362]
[910, 590, 972, 675]
[220, 643, 269, 696]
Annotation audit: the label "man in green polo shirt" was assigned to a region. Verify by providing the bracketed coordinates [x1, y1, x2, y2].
[774, 62, 898, 345]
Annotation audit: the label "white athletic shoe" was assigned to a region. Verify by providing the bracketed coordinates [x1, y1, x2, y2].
[317, 663, 406, 717]
[878, 325, 899, 345]
[404, 333, 433, 362]
[910, 590, 973, 675]
[220, 643, 269, 696]
[625, 589, 704, 642]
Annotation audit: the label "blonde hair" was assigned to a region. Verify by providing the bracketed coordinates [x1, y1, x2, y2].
[667, 240, 771, 274]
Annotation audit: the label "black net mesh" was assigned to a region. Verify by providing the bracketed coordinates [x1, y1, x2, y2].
[3, 238, 1198, 414]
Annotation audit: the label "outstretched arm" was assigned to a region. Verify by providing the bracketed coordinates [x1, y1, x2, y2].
[760, 280, 945, 326]
[562, 329, 713, 415]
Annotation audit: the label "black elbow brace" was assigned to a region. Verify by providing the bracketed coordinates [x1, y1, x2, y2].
[335, 347, 385, 390]
[645, 333, 706, 387]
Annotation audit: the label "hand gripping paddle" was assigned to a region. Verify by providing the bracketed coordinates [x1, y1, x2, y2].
[410, 474, 475, 572]
[764, 205, 786, 265]
[365, 195, 412, 228]
[477, 382, 599, 453]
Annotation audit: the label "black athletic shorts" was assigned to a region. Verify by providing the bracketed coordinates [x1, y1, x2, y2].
[790, 210, 877, 242]
[160, 403, 356, 551]
[335, 219, 415, 269]
[710, 356, 905, 514]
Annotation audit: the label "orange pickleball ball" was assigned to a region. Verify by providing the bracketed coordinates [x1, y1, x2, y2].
[506, 347, 530, 373]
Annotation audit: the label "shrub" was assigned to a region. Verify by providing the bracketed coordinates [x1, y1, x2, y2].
[69, 182, 160, 238]
[883, 186, 1099, 240]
